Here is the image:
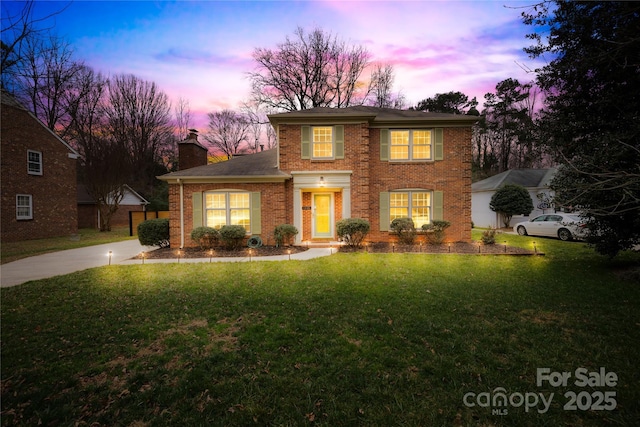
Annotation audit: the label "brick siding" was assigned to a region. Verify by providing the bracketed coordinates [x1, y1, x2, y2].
[1, 103, 78, 242]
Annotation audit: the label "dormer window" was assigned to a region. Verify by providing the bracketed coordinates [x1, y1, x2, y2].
[27, 150, 42, 175]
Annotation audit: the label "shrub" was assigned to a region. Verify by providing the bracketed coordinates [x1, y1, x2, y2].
[219, 225, 246, 250]
[274, 224, 298, 247]
[190, 226, 219, 250]
[481, 227, 497, 245]
[490, 184, 534, 227]
[390, 217, 416, 245]
[422, 220, 451, 245]
[336, 218, 370, 248]
[138, 218, 170, 248]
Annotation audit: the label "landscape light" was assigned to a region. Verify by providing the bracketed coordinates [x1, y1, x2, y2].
[448, 242, 451, 253]
[533, 241, 537, 254]
[477, 241, 482, 253]
[392, 243, 395, 253]
[107, 250, 113, 265]
[209, 249, 214, 263]
[504, 241, 507, 253]
[249, 249, 252, 262]
[287, 249, 291, 260]
[177, 249, 182, 263]
[329, 244, 333, 254]
[141, 251, 146, 264]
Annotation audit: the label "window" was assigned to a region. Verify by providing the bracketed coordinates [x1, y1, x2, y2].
[312, 126, 333, 159]
[16, 194, 33, 220]
[389, 191, 431, 228]
[204, 192, 251, 232]
[390, 130, 432, 161]
[27, 150, 42, 175]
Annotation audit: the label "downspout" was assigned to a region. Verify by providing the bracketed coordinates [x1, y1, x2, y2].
[178, 179, 185, 248]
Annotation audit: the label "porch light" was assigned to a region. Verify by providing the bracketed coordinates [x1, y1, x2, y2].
[107, 250, 113, 265]
[319, 176, 325, 187]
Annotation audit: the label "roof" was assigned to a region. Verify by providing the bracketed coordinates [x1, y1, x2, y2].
[268, 105, 478, 126]
[158, 149, 290, 182]
[77, 184, 150, 205]
[471, 168, 557, 192]
[1, 89, 80, 157]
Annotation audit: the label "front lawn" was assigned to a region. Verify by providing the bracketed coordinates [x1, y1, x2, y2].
[1, 234, 639, 426]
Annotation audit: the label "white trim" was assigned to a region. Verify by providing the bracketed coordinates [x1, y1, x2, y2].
[16, 194, 33, 220]
[291, 171, 352, 243]
[312, 193, 334, 238]
[27, 150, 43, 175]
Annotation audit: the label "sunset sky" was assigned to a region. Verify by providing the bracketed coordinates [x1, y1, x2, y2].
[2, 0, 545, 128]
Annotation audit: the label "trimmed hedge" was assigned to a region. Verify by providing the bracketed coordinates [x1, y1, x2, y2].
[190, 226, 219, 250]
[422, 220, 451, 245]
[138, 218, 170, 248]
[274, 224, 298, 247]
[336, 218, 370, 248]
[219, 225, 246, 250]
[390, 217, 416, 245]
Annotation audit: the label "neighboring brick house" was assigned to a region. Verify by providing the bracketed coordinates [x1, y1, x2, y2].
[1, 90, 79, 242]
[77, 184, 150, 229]
[159, 106, 476, 248]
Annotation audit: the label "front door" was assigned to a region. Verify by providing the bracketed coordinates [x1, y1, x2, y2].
[313, 193, 332, 238]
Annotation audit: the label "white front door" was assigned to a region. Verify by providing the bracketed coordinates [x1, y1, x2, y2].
[313, 193, 333, 238]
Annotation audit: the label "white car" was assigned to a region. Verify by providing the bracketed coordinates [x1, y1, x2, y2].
[513, 213, 586, 241]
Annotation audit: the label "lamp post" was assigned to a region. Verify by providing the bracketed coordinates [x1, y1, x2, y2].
[107, 250, 112, 265]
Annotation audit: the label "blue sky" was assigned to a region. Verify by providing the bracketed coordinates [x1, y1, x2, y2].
[2, 0, 545, 128]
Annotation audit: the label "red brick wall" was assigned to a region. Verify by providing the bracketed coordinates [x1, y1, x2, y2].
[277, 122, 471, 243]
[168, 182, 287, 248]
[178, 142, 208, 170]
[1, 104, 78, 242]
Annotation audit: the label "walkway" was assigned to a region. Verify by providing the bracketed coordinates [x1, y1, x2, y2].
[0, 240, 333, 288]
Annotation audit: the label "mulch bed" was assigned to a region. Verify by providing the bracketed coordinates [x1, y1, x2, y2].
[340, 242, 537, 255]
[136, 242, 537, 259]
[137, 245, 309, 259]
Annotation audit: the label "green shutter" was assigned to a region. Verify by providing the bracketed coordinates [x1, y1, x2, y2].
[379, 192, 390, 231]
[434, 128, 443, 160]
[192, 192, 203, 228]
[301, 126, 311, 159]
[250, 192, 261, 235]
[334, 125, 344, 159]
[433, 191, 443, 221]
[380, 129, 389, 161]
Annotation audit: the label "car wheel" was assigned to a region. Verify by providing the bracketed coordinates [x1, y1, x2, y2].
[517, 226, 528, 236]
[558, 228, 572, 241]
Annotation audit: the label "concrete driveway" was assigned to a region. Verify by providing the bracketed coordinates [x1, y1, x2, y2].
[1, 241, 333, 288]
[1, 240, 150, 288]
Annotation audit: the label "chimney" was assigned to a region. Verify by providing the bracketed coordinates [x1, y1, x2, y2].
[178, 129, 208, 170]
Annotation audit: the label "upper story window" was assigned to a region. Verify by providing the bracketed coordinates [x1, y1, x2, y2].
[27, 150, 43, 175]
[204, 192, 251, 232]
[389, 191, 431, 228]
[313, 126, 334, 159]
[390, 130, 432, 161]
[16, 194, 33, 220]
[301, 125, 344, 160]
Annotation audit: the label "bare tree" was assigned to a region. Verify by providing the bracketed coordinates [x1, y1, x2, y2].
[1, 0, 70, 89]
[105, 74, 173, 189]
[240, 101, 263, 153]
[15, 33, 84, 133]
[249, 26, 371, 111]
[366, 63, 406, 108]
[174, 96, 191, 142]
[204, 109, 250, 158]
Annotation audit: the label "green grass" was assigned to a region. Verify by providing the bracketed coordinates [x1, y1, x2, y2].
[1, 233, 639, 426]
[0, 226, 134, 264]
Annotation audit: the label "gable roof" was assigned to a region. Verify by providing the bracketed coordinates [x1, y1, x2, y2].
[78, 184, 149, 205]
[472, 168, 557, 192]
[1, 89, 80, 157]
[268, 105, 478, 127]
[158, 149, 289, 183]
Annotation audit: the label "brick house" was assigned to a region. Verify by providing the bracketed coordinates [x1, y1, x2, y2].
[77, 184, 150, 229]
[1, 90, 79, 242]
[159, 106, 476, 248]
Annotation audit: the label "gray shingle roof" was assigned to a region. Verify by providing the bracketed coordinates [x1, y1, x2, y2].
[159, 149, 289, 180]
[268, 105, 478, 125]
[471, 168, 557, 192]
